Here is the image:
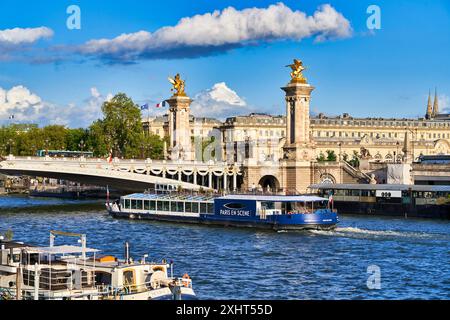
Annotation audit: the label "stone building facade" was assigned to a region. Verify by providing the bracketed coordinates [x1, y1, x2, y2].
[142, 62, 450, 192]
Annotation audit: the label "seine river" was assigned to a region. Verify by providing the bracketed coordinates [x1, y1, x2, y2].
[0, 195, 449, 300]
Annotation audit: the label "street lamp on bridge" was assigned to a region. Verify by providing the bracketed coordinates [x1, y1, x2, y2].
[45, 139, 50, 156]
[8, 139, 14, 156]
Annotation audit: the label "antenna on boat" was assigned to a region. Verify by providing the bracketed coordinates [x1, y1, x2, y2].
[125, 241, 130, 264]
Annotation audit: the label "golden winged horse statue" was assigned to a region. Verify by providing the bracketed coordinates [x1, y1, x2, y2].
[168, 73, 186, 96]
[286, 59, 307, 83]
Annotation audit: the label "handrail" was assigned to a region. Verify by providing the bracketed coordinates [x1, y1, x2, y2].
[342, 161, 371, 182]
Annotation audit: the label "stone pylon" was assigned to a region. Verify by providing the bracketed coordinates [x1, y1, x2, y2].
[280, 67, 318, 193]
[167, 95, 194, 161]
[281, 80, 316, 161]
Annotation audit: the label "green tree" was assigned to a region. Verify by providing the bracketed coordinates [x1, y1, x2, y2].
[317, 152, 326, 162]
[89, 93, 143, 158]
[349, 151, 360, 168]
[42, 125, 68, 150]
[66, 128, 89, 151]
[87, 120, 109, 157]
[326, 150, 337, 162]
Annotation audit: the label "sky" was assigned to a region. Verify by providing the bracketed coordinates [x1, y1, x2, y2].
[0, 0, 449, 128]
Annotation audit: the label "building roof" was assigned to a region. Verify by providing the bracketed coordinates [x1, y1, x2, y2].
[309, 184, 450, 192]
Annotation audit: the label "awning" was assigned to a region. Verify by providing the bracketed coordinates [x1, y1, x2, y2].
[23, 245, 100, 255]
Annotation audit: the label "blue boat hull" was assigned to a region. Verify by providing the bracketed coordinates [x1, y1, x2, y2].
[109, 210, 338, 231]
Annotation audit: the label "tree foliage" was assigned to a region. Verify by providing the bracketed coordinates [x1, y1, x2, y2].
[0, 93, 165, 159]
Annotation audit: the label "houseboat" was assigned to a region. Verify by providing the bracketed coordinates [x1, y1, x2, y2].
[0, 231, 196, 300]
[309, 184, 450, 219]
[107, 193, 339, 231]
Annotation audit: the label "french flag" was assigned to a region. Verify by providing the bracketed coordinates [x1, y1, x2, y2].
[328, 193, 334, 210]
[156, 101, 166, 108]
[107, 150, 113, 163]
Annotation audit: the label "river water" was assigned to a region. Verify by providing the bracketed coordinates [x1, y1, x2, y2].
[0, 195, 449, 300]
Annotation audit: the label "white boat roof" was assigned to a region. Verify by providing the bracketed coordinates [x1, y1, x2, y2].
[23, 245, 100, 255]
[217, 195, 328, 202]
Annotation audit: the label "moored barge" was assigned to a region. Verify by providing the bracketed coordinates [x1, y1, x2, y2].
[309, 184, 450, 219]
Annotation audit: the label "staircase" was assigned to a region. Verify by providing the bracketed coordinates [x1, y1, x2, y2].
[341, 161, 371, 184]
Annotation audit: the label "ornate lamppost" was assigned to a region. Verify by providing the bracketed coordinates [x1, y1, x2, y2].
[45, 139, 50, 156]
[8, 138, 14, 156]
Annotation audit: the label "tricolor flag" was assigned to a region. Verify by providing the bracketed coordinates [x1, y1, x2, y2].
[156, 101, 166, 108]
[140, 103, 149, 111]
[9, 115, 14, 120]
[107, 150, 113, 163]
[328, 193, 334, 210]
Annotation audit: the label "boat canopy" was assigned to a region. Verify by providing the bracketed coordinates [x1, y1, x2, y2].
[23, 245, 100, 255]
[121, 193, 215, 202]
[217, 195, 328, 202]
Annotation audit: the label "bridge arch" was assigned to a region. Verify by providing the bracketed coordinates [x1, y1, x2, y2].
[258, 175, 280, 193]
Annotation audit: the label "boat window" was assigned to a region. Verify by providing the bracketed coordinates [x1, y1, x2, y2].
[163, 201, 170, 212]
[261, 202, 275, 210]
[95, 272, 112, 286]
[192, 202, 199, 213]
[131, 199, 139, 210]
[314, 201, 328, 209]
[157, 201, 163, 211]
[177, 202, 184, 212]
[200, 203, 208, 214]
[123, 270, 135, 289]
[125, 199, 130, 209]
[149, 201, 156, 210]
[144, 200, 150, 210]
[207, 203, 214, 213]
[185, 202, 192, 213]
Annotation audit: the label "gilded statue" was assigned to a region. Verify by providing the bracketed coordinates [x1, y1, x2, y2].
[168, 73, 186, 96]
[286, 59, 307, 83]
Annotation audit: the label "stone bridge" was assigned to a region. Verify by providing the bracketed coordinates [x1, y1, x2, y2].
[0, 156, 243, 192]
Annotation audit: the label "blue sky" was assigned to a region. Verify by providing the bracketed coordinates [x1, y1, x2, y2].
[0, 0, 449, 127]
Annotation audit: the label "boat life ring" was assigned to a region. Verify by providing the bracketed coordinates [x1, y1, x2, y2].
[182, 273, 190, 287]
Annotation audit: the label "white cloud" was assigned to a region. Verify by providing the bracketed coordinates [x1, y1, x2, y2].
[0, 85, 111, 128]
[79, 3, 352, 63]
[190, 82, 254, 119]
[0, 27, 53, 46]
[0, 27, 54, 62]
[0, 86, 43, 119]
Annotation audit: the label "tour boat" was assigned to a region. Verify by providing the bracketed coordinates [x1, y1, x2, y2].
[107, 193, 339, 231]
[0, 231, 196, 300]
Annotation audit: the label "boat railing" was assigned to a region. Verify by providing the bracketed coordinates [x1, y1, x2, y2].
[96, 277, 192, 297]
[22, 266, 95, 292]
